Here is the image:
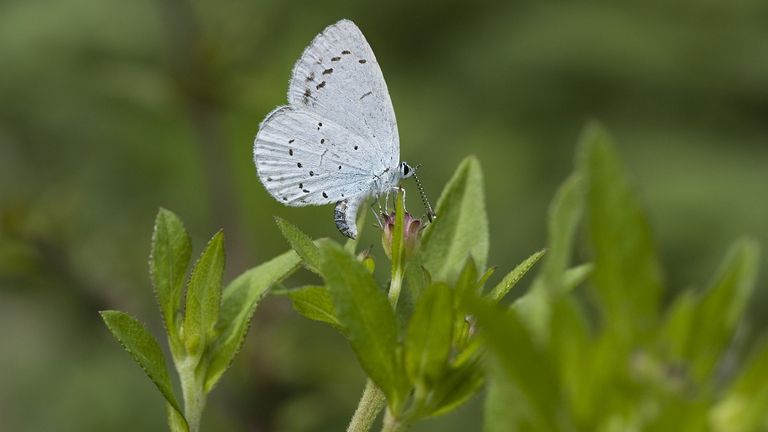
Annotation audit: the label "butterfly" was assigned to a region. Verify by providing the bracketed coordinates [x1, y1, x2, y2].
[253, 19, 432, 239]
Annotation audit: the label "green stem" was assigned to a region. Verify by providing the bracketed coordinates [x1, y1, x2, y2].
[178, 356, 206, 432]
[347, 380, 386, 432]
[388, 267, 404, 307]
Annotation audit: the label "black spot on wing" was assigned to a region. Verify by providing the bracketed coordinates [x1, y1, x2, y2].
[341, 50, 351, 55]
[316, 81, 326, 90]
[322, 68, 333, 75]
[358, 59, 367, 64]
[360, 91, 373, 100]
[331, 56, 340, 62]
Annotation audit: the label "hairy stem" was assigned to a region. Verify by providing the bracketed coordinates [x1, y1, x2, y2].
[380, 409, 408, 432]
[347, 380, 386, 432]
[178, 356, 206, 432]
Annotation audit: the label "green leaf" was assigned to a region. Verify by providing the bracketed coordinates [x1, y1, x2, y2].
[562, 263, 593, 292]
[487, 250, 546, 303]
[454, 257, 478, 306]
[150, 208, 192, 341]
[182, 231, 225, 355]
[166, 404, 190, 432]
[578, 124, 662, 338]
[688, 238, 760, 381]
[403, 259, 430, 308]
[420, 157, 489, 283]
[100, 310, 186, 425]
[405, 282, 454, 387]
[427, 357, 485, 418]
[276, 217, 321, 272]
[657, 290, 697, 360]
[470, 298, 559, 430]
[540, 174, 584, 293]
[286, 285, 341, 329]
[319, 242, 409, 412]
[204, 249, 301, 391]
[484, 366, 530, 432]
[712, 340, 768, 432]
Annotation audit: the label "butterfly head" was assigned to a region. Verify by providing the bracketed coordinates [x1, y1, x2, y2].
[399, 161, 415, 179]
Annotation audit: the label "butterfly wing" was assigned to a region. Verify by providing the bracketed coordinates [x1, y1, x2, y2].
[287, 19, 399, 172]
[254, 106, 378, 206]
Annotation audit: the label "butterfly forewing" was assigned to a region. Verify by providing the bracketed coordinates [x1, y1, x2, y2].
[287, 19, 399, 172]
[255, 106, 377, 206]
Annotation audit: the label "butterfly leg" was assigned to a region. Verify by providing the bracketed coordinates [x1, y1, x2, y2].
[369, 201, 384, 229]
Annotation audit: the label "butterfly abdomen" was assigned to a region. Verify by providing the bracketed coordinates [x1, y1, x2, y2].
[334, 199, 359, 239]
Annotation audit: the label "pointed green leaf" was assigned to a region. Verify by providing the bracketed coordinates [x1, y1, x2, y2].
[562, 263, 593, 292]
[150, 208, 192, 340]
[688, 238, 759, 380]
[420, 157, 489, 283]
[183, 231, 225, 355]
[204, 249, 301, 391]
[657, 290, 697, 360]
[320, 242, 409, 412]
[487, 250, 545, 303]
[540, 174, 584, 293]
[405, 282, 454, 386]
[286, 285, 341, 329]
[578, 124, 662, 338]
[276, 217, 321, 272]
[100, 310, 186, 425]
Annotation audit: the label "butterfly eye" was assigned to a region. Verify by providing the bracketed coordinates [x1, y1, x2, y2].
[399, 162, 413, 178]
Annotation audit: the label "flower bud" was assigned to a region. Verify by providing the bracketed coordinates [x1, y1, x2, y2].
[381, 211, 423, 261]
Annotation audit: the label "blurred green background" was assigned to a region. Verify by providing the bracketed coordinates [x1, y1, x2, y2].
[1, 0, 766, 430]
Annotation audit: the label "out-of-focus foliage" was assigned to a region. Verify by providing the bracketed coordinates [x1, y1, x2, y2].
[1, 0, 767, 430]
[102, 209, 300, 431]
[476, 126, 766, 432]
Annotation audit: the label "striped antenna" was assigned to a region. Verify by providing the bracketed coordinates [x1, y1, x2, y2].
[413, 165, 436, 222]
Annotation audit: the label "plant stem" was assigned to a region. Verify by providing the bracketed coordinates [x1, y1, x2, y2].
[380, 409, 408, 432]
[178, 356, 206, 432]
[388, 267, 404, 307]
[347, 379, 386, 432]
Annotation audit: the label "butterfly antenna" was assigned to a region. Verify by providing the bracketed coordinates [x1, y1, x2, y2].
[412, 165, 436, 222]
